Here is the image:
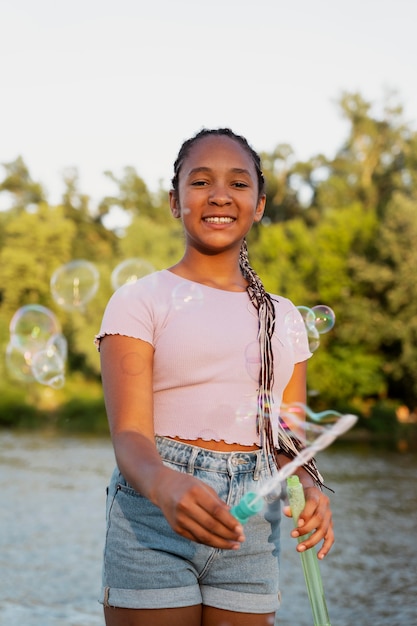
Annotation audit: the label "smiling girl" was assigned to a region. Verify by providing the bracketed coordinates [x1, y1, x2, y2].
[95, 128, 333, 626]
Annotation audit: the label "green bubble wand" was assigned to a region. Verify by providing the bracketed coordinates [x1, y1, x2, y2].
[231, 412, 357, 626]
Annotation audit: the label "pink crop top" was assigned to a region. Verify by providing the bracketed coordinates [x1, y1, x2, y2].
[95, 269, 312, 446]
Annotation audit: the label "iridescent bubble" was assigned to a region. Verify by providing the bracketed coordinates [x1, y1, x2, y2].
[111, 258, 155, 291]
[312, 305, 336, 334]
[244, 341, 261, 381]
[307, 325, 320, 353]
[31, 346, 65, 389]
[296, 306, 316, 330]
[235, 398, 258, 425]
[280, 401, 343, 443]
[284, 309, 308, 348]
[50, 260, 100, 311]
[172, 282, 204, 311]
[9, 305, 61, 354]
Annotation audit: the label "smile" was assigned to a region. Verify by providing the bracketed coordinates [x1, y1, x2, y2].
[203, 217, 235, 224]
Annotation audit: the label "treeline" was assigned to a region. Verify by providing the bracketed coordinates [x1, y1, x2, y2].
[1, 91, 417, 441]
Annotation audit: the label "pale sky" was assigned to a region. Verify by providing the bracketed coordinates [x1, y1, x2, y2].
[1, 0, 416, 211]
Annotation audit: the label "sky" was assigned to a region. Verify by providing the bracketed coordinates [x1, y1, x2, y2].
[1, 0, 417, 212]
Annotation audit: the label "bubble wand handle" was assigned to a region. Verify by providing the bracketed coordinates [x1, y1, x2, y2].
[287, 475, 331, 626]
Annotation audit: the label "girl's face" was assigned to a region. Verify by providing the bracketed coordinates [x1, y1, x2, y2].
[169, 135, 265, 255]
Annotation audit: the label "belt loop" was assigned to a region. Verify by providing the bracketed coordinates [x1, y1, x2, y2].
[187, 447, 199, 474]
[253, 450, 263, 481]
[227, 454, 234, 478]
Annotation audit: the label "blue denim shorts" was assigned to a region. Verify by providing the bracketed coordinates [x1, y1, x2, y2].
[100, 436, 282, 613]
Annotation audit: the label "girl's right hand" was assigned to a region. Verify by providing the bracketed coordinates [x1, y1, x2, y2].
[151, 466, 245, 549]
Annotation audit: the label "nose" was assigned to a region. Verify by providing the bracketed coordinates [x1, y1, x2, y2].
[208, 183, 232, 206]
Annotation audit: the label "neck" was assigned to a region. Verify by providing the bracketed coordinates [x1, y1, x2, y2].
[169, 249, 248, 292]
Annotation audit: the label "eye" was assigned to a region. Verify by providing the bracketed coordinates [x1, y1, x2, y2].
[232, 181, 249, 189]
[191, 180, 208, 187]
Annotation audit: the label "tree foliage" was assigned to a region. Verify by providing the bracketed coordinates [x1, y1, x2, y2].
[1, 90, 417, 428]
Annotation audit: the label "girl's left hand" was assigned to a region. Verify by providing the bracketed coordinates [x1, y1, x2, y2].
[283, 485, 334, 559]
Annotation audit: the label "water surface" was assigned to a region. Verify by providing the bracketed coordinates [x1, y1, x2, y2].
[1, 432, 416, 625]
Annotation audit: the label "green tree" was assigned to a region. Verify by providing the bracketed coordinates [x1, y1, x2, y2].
[0, 156, 46, 211]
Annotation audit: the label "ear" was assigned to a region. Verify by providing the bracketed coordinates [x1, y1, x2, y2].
[169, 190, 181, 218]
[253, 194, 266, 223]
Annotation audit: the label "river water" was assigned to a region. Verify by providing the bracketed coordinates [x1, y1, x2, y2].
[0, 432, 416, 626]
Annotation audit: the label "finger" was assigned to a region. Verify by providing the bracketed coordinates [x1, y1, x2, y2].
[295, 517, 334, 553]
[173, 497, 246, 546]
[317, 529, 335, 559]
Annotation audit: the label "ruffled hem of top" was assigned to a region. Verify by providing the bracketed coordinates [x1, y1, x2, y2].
[94, 331, 129, 351]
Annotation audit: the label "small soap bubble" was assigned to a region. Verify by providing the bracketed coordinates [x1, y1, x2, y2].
[172, 282, 204, 311]
[312, 304, 336, 334]
[111, 258, 155, 291]
[50, 260, 100, 311]
[31, 347, 66, 389]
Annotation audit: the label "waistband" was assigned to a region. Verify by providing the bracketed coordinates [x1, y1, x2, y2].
[155, 436, 273, 479]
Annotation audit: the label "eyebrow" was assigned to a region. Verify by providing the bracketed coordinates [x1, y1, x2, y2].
[187, 167, 252, 177]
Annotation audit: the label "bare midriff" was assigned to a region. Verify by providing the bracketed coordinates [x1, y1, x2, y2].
[171, 436, 260, 452]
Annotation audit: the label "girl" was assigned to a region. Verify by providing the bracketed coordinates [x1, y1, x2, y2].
[95, 128, 333, 626]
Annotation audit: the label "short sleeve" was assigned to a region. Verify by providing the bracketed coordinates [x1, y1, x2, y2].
[94, 280, 156, 351]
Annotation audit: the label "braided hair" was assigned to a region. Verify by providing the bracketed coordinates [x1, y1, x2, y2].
[172, 128, 323, 485]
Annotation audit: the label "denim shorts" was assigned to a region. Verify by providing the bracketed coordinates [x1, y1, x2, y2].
[100, 436, 282, 613]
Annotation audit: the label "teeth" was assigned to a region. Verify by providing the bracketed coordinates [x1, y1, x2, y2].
[204, 217, 234, 224]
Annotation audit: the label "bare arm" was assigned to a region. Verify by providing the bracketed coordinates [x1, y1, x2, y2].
[280, 360, 334, 559]
[100, 334, 245, 549]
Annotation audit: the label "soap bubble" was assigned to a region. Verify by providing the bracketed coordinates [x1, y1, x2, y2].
[312, 305, 336, 334]
[7, 306, 67, 387]
[245, 341, 261, 381]
[285, 309, 309, 348]
[9, 305, 61, 354]
[235, 398, 258, 425]
[111, 258, 155, 291]
[296, 306, 316, 330]
[280, 401, 344, 443]
[31, 346, 65, 389]
[307, 325, 320, 353]
[172, 282, 204, 311]
[50, 260, 100, 311]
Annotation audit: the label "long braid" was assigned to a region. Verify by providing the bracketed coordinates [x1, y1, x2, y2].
[240, 239, 324, 486]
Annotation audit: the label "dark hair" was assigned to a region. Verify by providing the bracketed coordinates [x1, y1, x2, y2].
[171, 129, 323, 485]
[171, 128, 265, 200]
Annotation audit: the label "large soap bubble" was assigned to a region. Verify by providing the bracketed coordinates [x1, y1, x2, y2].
[50, 260, 100, 311]
[111, 258, 155, 291]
